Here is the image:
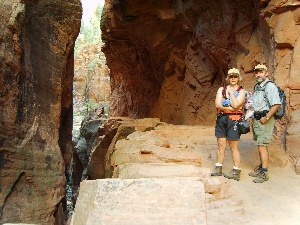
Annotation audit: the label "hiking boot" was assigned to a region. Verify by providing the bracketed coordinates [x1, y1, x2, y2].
[248, 165, 261, 177]
[253, 170, 269, 183]
[223, 168, 241, 181]
[211, 166, 222, 176]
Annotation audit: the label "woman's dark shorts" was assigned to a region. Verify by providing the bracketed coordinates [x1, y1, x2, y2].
[215, 114, 240, 140]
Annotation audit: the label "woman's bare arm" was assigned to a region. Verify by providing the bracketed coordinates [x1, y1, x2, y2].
[228, 88, 245, 109]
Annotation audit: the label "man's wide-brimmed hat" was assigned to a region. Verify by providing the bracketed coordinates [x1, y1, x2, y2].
[254, 64, 267, 71]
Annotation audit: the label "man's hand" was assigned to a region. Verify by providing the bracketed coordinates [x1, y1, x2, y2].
[260, 117, 268, 124]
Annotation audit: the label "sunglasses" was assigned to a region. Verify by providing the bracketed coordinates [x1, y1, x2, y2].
[228, 74, 239, 78]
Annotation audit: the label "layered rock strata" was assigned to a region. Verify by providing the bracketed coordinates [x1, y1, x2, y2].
[1, 0, 300, 223]
[100, 0, 300, 172]
[0, 1, 81, 223]
[72, 117, 299, 224]
[72, 118, 229, 224]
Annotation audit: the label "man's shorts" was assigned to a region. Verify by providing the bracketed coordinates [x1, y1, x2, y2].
[215, 114, 240, 141]
[252, 117, 275, 146]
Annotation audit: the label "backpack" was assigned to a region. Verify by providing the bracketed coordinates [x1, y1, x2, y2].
[254, 81, 286, 119]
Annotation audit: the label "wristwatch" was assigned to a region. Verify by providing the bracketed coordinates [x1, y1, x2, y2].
[265, 116, 269, 121]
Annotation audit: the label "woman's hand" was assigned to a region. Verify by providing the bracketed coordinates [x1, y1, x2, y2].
[227, 86, 234, 95]
[229, 88, 245, 109]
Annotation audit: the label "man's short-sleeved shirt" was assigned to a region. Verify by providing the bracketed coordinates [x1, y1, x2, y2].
[253, 78, 281, 112]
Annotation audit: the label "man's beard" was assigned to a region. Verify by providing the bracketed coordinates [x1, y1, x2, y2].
[256, 77, 265, 83]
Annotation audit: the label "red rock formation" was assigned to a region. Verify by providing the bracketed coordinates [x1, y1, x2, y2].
[1, 1, 300, 223]
[101, 0, 261, 123]
[101, 0, 300, 170]
[0, 0, 81, 223]
[74, 45, 110, 117]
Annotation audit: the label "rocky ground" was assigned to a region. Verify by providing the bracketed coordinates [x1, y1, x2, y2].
[209, 131, 300, 225]
[72, 120, 300, 225]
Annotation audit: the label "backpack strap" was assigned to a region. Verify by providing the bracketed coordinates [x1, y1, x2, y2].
[263, 81, 272, 99]
[254, 81, 274, 109]
[263, 81, 273, 89]
[223, 86, 243, 99]
[222, 86, 227, 99]
[236, 86, 243, 92]
[254, 81, 272, 92]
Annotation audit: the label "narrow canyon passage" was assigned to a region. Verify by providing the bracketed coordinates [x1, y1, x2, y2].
[1, 0, 300, 223]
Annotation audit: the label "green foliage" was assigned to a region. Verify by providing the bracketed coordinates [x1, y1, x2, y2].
[88, 58, 99, 70]
[86, 101, 97, 113]
[103, 102, 110, 115]
[95, 4, 103, 18]
[74, 3, 110, 121]
[75, 3, 103, 54]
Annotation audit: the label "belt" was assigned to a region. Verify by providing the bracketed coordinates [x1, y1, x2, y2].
[254, 110, 268, 113]
[218, 111, 243, 115]
[253, 110, 268, 120]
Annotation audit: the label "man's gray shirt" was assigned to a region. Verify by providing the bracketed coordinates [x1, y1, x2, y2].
[253, 78, 281, 112]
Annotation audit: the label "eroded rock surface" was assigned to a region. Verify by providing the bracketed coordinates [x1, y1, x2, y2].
[101, 0, 300, 167]
[72, 178, 207, 225]
[101, 0, 300, 123]
[0, 1, 81, 223]
[2, 0, 300, 224]
[72, 118, 300, 225]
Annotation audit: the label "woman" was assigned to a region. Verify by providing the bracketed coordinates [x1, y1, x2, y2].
[211, 68, 246, 181]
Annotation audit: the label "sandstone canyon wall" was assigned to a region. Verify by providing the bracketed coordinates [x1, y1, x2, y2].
[101, 0, 300, 124]
[74, 46, 110, 121]
[0, 0, 81, 223]
[73, 3, 111, 125]
[101, 0, 300, 170]
[1, 0, 300, 224]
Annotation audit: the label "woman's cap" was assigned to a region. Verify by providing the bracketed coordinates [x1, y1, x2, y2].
[228, 68, 240, 75]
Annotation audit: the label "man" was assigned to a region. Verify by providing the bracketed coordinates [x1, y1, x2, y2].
[249, 64, 281, 183]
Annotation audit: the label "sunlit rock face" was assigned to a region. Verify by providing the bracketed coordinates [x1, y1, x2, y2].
[0, 0, 81, 223]
[101, 0, 300, 168]
[1, 1, 300, 224]
[74, 46, 110, 118]
[101, 0, 300, 124]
